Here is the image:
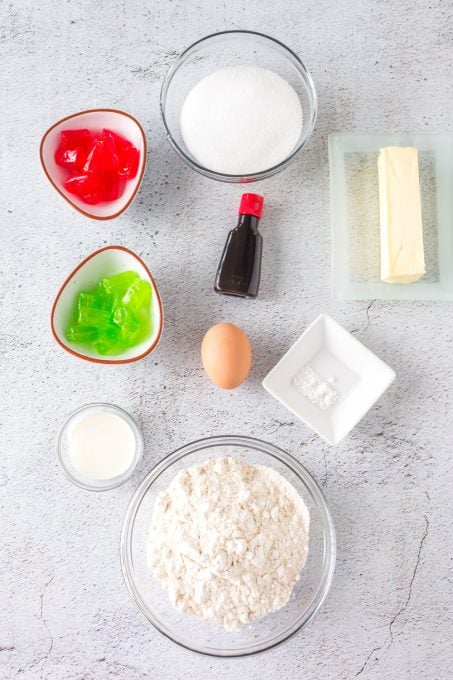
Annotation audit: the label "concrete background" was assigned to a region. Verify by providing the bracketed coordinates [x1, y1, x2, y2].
[1, 1, 452, 678]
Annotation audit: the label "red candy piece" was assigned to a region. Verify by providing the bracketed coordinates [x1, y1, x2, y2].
[108, 130, 131, 154]
[64, 171, 127, 204]
[54, 129, 93, 171]
[108, 130, 140, 178]
[64, 173, 103, 205]
[101, 172, 127, 201]
[83, 130, 120, 173]
[119, 146, 140, 179]
[57, 127, 140, 205]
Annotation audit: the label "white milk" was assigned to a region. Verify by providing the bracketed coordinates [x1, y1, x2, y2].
[68, 410, 136, 480]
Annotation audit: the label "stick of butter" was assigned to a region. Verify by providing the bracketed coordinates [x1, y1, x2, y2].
[378, 146, 425, 283]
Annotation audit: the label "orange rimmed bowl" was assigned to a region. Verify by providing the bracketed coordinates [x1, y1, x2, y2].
[51, 246, 163, 364]
[40, 109, 147, 220]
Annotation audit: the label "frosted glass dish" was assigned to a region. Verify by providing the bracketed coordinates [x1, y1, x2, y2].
[329, 133, 453, 300]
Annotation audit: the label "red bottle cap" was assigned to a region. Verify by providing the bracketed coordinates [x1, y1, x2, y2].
[239, 193, 264, 219]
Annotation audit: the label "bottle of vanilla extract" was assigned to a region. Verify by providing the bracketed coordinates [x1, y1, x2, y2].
[214, 193, 264, 299]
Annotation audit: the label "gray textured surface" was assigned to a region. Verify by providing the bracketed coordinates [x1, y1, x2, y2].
[1, 1, 453, 678]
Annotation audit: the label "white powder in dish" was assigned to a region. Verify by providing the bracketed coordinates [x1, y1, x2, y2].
[180, 66, 303, 175]
[293, 365, 339, 411]
[147, 456, 310, 631]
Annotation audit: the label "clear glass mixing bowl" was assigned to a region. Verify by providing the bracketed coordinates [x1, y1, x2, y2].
[120, 435, 335, 657]
[160, 31, 318, 182]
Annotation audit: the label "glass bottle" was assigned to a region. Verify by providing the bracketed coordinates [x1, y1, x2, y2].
[214, 193, 264, 299]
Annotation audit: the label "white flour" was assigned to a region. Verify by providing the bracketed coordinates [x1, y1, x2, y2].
[180, 66, 303, 175]
[147, 457, 310, 631]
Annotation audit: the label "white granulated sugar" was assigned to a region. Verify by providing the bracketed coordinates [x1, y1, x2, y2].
[180, 66, 303, 175]
[147, 456, 310, 632]
[293, 365, 339, 411]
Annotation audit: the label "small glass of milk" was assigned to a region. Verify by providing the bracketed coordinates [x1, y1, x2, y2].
[57, 403, 143, 490]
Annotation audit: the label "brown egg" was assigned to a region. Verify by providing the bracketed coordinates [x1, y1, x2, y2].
[201, 323, 252, 389]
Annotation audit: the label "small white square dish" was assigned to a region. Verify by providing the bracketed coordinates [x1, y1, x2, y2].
[262, 314, 396, 445]
[328, 133, 453, 300]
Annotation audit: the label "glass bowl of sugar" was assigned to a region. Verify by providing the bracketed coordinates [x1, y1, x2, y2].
[160, 31, 317, 182]
[121, 435, 335, 657]
[57, 403, 143, 491]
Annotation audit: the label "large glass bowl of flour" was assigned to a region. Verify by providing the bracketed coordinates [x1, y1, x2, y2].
[121, 435, 335, 657]
[160, 31, 317, 182]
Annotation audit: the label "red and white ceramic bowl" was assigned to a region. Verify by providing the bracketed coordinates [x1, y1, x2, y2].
[51, 246, 163, 364]
[40, 109, 147, 220]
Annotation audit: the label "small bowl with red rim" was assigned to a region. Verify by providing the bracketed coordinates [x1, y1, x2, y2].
[51, 246, 163, 364]
[40, 109, 147, 220]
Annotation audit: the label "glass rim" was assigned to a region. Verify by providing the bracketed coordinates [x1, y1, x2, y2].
[120, 434, 336, 657]
[56, 402, 143, 492]
[160, 30, 318, 183]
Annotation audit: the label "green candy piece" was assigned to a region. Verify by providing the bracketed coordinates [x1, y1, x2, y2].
[94, 288, 113, 311]
[64, 269, 152, 356]
[77, 305, 111, 329]
[77, 291, 98, 310]
[112, 305, 141, 343]
[100, 270, 140, 297]
[66, 325, 98, 344]
[122, 279, 152, 316]
[92, 325, 121, 355]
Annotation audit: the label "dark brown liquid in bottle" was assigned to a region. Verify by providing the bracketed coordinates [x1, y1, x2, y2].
[214, 214, 263, 298]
